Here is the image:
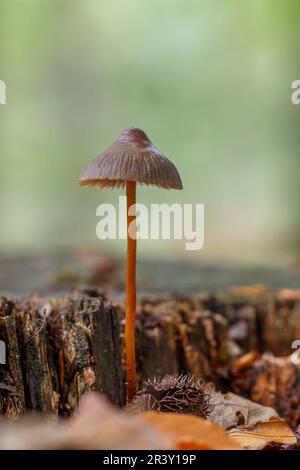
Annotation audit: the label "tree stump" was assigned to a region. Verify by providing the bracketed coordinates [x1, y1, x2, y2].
[135, 296, 230, 384]
[230, 354, 300, 429]
[2, 289, 300, 428]
[0, 298, 25, 416]
[0, 292, 124, 417]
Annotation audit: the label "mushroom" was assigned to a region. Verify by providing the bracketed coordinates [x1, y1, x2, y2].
[79, 127, 183, 401]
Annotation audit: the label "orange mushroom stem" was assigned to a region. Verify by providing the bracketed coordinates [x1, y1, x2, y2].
[79, 127, 183, 403]
[125, 181, 137, 401]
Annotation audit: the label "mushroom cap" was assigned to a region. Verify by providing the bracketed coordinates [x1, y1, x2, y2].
[78, 128, 183, 190]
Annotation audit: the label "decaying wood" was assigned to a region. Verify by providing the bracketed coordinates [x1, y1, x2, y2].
[1, 289, 300, 429]
[230, 354, 300, 429]
[0, 292, 124, 417]
[132, 293, 300, 428]
[212, 293, 300, 356]
[89, 299, 124, 405]
[135, 297, 229, 384]
[17, 309, 58, 414]
[0, 298, 25, 416]
[49, 294, 125, 412]
[134, 292, 300, 380]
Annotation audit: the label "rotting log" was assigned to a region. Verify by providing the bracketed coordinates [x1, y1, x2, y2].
[88, 299, 124, 406]
[171, 293, 300, 356]
[17, 310, 58, 414]
[2, 289, 300, 427]
[230, 354, 300, 429]
[0, 292, 125, 417]
[134, 297, 230, 385]
[47, 294, 125, 413]
[0, 297, 25, 416]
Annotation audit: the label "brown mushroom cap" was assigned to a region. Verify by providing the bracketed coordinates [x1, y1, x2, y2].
[79, 128, 183, 190]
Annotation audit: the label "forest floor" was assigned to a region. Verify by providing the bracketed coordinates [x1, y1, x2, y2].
[1, 248, 300, 298]
[1, 249, 300, 450]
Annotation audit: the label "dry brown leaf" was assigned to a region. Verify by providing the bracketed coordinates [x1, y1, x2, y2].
[230, 284, 271, 298]
[228, 417, 296, 450]
[66, 393, 169, 450]
[141, 411, 240, 450]
[0, 393, 169, 450]
[209, 391, 278, 430]
[230, 353, 300, 429]
[277, 288, 300, 301]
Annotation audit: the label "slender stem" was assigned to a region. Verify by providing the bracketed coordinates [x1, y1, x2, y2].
[125, 180, 137, 401]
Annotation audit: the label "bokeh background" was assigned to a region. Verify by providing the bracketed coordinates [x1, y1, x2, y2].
[0, 0, 300, 272]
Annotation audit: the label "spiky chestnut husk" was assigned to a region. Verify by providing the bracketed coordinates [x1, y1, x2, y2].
[132, 374, 213, 418]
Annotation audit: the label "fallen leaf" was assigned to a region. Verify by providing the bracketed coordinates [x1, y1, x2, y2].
[277, 289, 300, 301]
[228, 417, 296, 450]
[209, 391, 278, 430]
[0, 393, 169, 450]
[66, 393, 169, 450]
[141, 411, 240, 450]
[230, 285, 271, 298]
[230, 353, 300, 429]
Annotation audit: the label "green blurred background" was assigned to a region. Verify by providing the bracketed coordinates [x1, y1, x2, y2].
[0, 0, 300, 267]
